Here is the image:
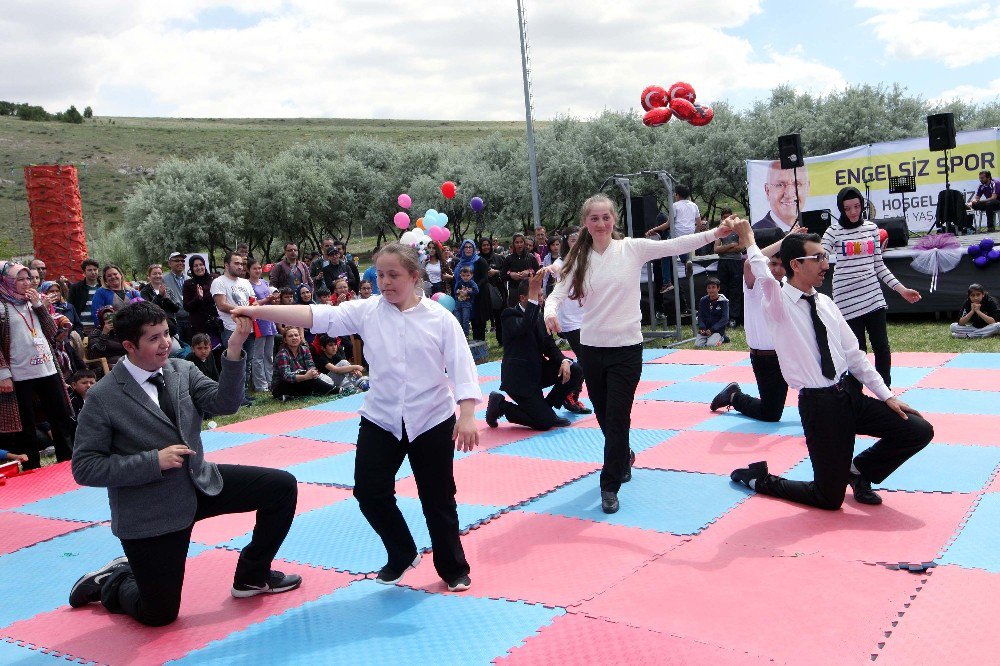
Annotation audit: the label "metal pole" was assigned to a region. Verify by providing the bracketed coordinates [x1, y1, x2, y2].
[516, 0, 542, 230]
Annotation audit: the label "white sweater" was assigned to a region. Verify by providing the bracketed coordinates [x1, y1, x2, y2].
[545, 231, 717, 347]
[821, 220, 901, 320]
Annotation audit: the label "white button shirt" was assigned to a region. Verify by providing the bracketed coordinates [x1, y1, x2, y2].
[310, 297, 482, 441]
[745, 245, 892, 401]
[121, 355, 163, 408]
[742, 275, 775, 351]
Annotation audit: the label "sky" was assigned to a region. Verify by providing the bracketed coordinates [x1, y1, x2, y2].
[0, 0, 996, 120]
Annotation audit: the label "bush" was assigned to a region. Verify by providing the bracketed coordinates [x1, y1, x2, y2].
[0, 101, 16, 116]
[83, 106, 93, 119]
[17, 104, 50, 121]
[60, 105, 83, 124]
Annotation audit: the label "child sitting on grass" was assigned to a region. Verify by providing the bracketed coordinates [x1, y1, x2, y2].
[950, 283, 1000, 338]
[696, 277, 730, 347]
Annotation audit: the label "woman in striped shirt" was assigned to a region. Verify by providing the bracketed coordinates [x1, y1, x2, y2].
[821, 187, 920, 387]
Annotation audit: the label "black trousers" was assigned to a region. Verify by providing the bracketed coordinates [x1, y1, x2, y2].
[101, 464, 298, 626]
[716, 259, 744, 324]
[354, 415, 469, 583]
[271, 377, 336, 400]
[756, 377, 933, 510]
[971, 198, 1000, 230]
[731, 351, 788, 422]
[846, 307, 891, 387]
[577, 344, 643, 493]
[502, 362, 583, 430]
[7, 373, 74, 469]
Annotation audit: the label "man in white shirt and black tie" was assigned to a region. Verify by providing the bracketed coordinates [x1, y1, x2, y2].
[728, 220, 933, 509]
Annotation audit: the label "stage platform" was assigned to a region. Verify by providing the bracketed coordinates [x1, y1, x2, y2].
[2, 349, 999, 664]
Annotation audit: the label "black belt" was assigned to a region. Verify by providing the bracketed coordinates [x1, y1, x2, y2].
[799, 373, 852, 396]
[749, 348, 777, 357]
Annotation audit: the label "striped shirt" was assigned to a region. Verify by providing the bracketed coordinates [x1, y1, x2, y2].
[821, 220, 900, 320]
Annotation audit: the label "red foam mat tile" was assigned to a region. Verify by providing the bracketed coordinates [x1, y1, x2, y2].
[0, 462, 79, 511]
[576, 540, 920, 666]
[216, 407, 356, 434]
[1, 548, 357, 664]
[650, 349, 748, 365]
[191, 483, 352, 545]
[475, 424, 540, 452]
[880, 352, 956, 367]
[916, 367, 1000, 391]
[695, 365, 759, 384]
[918, 412, 1000, 446]
[984, 474, 1000, 494]
[0, 511, 91, 555]
[498, 613, 771, 665]
[405, 511, 685, 606]
[635, 430, 807, 477]
[397, 454, 599, 507]
[877, 566, 1000, 665]
[579, 380, 671, 402]
[572, 400, 717, 431]
[205, 436, 354, 467]
[694, 491, 977, 565]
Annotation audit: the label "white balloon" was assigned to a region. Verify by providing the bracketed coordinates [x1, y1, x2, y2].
[399, 231, 418, 244]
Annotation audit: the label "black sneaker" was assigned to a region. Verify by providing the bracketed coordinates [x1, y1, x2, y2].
[375, 553, 421, 585]
[849, 473, 883, 505]
[552, 417, 572, 428]
[622, 449, 636, 483]
[446, 574, 472, 592]
[710, 382, 741, 412]
[69, 555, 130, 608]
[730, 461, 769, 489]
[601, 491, 620, 514]
[231, 570, 303, 598]
[485, 392, 505, 429]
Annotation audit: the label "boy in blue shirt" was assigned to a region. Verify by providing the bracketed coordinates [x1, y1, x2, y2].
[453, 265, 479, 337]
[696, 277, 730, 347]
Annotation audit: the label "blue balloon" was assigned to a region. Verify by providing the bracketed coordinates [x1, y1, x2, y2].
[438, 213, 449, 226]
[969, 245, 982, 257]
[990, 249, 1000, 262]
[974, 256, 990, 268]
[437, 294, 456, 312]
[426, 209, 438, 219]
[470, 196, 485, 212]
[981, 238, 995, 252]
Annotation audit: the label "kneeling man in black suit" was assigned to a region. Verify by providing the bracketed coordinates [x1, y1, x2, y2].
[486, 270, 585, 430]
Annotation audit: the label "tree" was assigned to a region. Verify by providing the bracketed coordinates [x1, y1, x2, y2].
[83, 106, 93, 119]
[59, 105, 83, 124]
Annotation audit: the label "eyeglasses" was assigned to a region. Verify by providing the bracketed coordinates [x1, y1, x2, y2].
[792, 252, 830, 263]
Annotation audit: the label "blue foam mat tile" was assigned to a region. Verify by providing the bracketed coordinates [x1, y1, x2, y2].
[782, 442, 1000, 493]
[898, 388, 1000, 416]
[640, 381, 760, 403]
[476, 360, 503, 376]
[734, 357, 753, 367]
[172, 579, 563, 666]
[223, 497, 503, 573]
[0, 640, 66, 664]
[492, 428, 677, 464]
[305, 392, 367, 413]
[0, 525, 124, 628]
[200, 431, 272, 453]
[521, 468, 752, 535]
[285, 450, 412, 487]
[14, 486, 110, 523]
[478, 379, 502, 395]
[689, 406, 804, 437]
[642, 348, 675, 361]
[637, 364, 718, 382]
[939, 493, 1000, 572]
[887, 366, 935, 389]
[288, 418, 363, 444]
[944, 353, 1000, 370]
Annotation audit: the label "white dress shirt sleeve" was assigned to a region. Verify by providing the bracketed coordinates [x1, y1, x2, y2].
[440, 311, 483, 404]
[309, 302, 363, 338]
[631, 230, 717, 263]
[746, 245, 786, 324]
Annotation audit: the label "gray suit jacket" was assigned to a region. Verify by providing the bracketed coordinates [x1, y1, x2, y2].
[72, 354, 246, 539]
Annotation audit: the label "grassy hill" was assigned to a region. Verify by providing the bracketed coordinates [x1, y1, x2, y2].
[0, 116, 528, 257]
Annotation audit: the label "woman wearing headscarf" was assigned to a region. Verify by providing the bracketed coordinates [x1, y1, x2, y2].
[182, 255, 220, 346]
[0, 262, 75, 468]
[477, 238, 506, 344]
[454, 239, 491, 342]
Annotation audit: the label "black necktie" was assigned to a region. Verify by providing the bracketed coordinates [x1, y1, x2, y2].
[147, 374, 179, 430]
[801, 294, 836, 380]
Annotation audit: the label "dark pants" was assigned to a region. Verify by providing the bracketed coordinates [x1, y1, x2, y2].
[717, 259, 744, 324]
[175, 318, 192, 345]
[731, 351, 788, 422]
[7, 373, 74, 469]
[101, 464, 297, 626]
[354, 415, 469, 583]
[577, 344, 643, 493]
[221, 327, 255, 387]
[971, 198, 1000, 230]
[501, 362, 584, 430]
[271, 377, 336, 400]
[846, 308, 891, 387]
[755, 377, 933, 510]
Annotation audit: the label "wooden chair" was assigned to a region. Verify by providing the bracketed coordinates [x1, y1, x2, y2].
[80, 337, 110, 377]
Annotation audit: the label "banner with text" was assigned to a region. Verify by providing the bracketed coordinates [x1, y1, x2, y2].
[746, 128, 1000, 232]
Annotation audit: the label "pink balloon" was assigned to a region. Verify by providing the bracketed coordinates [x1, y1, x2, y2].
[439, 227, 451, 242]
[430, 292, 442, 301]
[393, 211, 410, 229]
[427, 226, 445, 242]
[397, 193, 412, 209]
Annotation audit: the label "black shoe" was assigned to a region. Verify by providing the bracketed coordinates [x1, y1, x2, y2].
[231, 570, 303, 598]
[552, 417, 572, 428]
[375, 553, 421, 585]
[446, 574, 472, 592]
[601, 491, 620, 514]
[710, 382, 741, 412]
[485, 392, 505, 429]
[69, 555, 130, 608]
[622, 449, 636, 483]
[730, 461, 769, 489]
[849, 473, 883, 505]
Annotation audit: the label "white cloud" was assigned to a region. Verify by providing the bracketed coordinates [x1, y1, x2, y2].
[0, 0, 846, 119]
[934, 79, 1000, 104]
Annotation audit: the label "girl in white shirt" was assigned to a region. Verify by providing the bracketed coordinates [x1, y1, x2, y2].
[544, 194, 732, 514]
[233, 243, 481, 592]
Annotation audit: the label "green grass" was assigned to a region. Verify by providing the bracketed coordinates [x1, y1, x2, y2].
[1, 115, 529, 257]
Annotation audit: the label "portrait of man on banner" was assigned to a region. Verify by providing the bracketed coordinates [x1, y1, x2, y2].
[753, 160, 811, 232]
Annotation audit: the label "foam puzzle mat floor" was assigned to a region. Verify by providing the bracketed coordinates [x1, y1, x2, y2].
[1, 349, 998, 664]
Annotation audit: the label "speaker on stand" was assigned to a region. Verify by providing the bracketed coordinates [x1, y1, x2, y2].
[927, 113, 959, 234]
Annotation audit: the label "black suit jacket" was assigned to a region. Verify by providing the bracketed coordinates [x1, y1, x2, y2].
[500, 301, 565, 394]
[68, 279, 99, 323]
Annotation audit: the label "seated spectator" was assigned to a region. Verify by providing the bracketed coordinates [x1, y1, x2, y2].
[68, 368, 97, 418]
[271, 327, 337, 401]
[309, 334, 367, 393]
[185, 333, 219, 381]
[358, 279, 374, 299]
[298, 285, 316, 342]
[332, 278, 355, 304]
[44, 280, 82, 336]
[453, 265, 479, 337]
[90, 265, 141, 323]
[951, 283, 1000, 338]
[315, 287, 332, 305]
[87, 306, 127, 367]
[696, 277, 730, 348]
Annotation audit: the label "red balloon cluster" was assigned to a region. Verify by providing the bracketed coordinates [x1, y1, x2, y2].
[640, 81, 714, 128]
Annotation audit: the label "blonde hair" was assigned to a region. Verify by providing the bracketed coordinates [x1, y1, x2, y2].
[374, 243, 421, 276]
[560, 194, 620, 301]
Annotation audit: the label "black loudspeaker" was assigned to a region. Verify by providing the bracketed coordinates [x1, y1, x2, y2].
[778, 133, 804, 169]
[927, 113, 956, 152]
[876, 216, 909, 248]
[629, 195, 660, 238]
[802, 209, 832, 237]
